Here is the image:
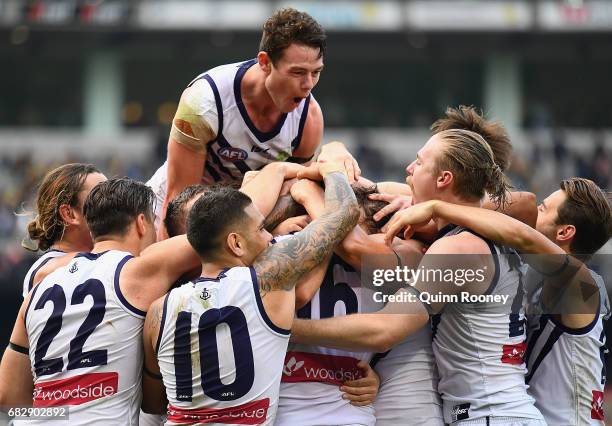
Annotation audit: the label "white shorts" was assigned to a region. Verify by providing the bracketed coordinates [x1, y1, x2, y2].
[373, 330, 443, 426]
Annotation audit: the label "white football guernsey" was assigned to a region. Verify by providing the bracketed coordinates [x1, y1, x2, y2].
[24, 250, 144, 425]
[369, 247, 443, 426]
[524, 267, 610, 425]
[22, 249, 65, 298]
[156, 266, 290, 425]
[276, 255, 383, 426]
[371, 325, 443, 426]
[432, 225, 544, 424]
[147, 59, 312, 229]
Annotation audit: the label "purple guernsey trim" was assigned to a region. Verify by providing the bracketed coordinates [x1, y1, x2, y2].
[24, 281, 43, 325]
[202, 74, 223, 140]
[234, 59, 287, 142]
[113, 254, 145, 317]
[546, 296, 602, 335]
[155, 293, 170, 354]
[205, 163, 222, 182]
[291, 94, 311, 151]
[194, 269, 229, 283]
[526, 324, 563, 383]
[27, 256, 54, 293]
[74, 251, 110, 260]
[437, 226, 500, 297]
[249, 266, 291, 335]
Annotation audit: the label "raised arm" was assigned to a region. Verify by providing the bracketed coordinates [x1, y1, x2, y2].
[263, 194, 307, 232]
[375, 181, 412, 196]
[290, 179, 423, 271]
[483, 191, 537, 227]
[240, 162, 304, 218]
[385, 200, 563, 256]
[385, 200, 591, 287]
[294, 253, 332, 309]
[316, 140, 361, 183]
[407, 201, 599, 328]
[160, 81, 216, 240]
[291, 288, 429, 352]
[253, 164, 359, 294]
[291, 233, 493, 352]
[121, 235, 201, 312]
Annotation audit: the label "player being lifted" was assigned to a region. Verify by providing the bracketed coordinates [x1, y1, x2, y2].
[148, 7, 359, 236]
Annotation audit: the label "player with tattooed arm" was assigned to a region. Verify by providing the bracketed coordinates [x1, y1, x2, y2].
[141, 162, 359, 425]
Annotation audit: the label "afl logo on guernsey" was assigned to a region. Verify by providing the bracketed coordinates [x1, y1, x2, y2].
[218, 147, 248, 162]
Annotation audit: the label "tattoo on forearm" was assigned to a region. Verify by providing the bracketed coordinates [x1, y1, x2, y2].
[255, 172, 359, 294]
[264, 194, 307, 232]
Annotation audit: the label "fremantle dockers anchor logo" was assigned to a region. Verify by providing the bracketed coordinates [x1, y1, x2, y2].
[200, 288, 211, 301]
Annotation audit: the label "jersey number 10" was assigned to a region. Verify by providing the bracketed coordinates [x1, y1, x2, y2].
[174, 306, 255, 402]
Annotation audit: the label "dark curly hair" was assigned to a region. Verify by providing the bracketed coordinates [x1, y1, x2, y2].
[259, 8, 326, 64]
[352, 185, 391, 234]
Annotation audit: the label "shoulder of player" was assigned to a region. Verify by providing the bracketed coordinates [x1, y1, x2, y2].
[427, 232, 491, 255]
[223, 265, 254, 281]
[173, 80, 218, 126]
[116, 254, 147, 287]
[305, 97, 323, 130]
[32, 253, 77, 287]
[180, 79, 214, 107]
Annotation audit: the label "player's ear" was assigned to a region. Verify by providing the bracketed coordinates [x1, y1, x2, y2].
[135, 213, 147, 237]
[257, 51, 272, 74]
[58, 204, 78, 226]
[556, 224, 576, 245]
[436, 170, 453, 190]
[227, 232, 245, 257]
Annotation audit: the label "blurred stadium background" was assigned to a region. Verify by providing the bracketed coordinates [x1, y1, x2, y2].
[0, 0, 611, 416]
